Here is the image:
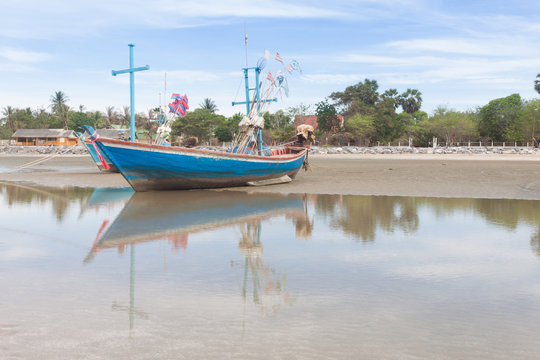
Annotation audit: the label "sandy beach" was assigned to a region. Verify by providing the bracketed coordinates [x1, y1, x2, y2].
[1, 153, 540, 200]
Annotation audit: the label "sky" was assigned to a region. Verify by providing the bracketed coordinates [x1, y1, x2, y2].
[1, 0, 540, 118]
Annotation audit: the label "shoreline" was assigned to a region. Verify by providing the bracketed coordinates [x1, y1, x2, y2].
[0, 153, 539, 200]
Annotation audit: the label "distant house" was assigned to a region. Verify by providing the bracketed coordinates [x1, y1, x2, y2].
[294, 115, 344, 131]
[12, 129, 79, 146]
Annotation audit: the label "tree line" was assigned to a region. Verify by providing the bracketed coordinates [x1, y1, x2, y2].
[314, 79, 540, 146]
[2, 76, 540, 146]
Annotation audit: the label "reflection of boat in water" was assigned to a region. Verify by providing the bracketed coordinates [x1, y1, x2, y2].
[85, 187, 134, 208]
[84, 190, 308, 334]
[85, 190, 306, 261]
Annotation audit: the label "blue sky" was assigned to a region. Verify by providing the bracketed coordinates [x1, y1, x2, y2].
[1, 0, 540, 117]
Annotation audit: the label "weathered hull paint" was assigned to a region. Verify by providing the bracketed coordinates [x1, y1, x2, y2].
[94, 138, 307, 191]
[83, 140, 119, 173]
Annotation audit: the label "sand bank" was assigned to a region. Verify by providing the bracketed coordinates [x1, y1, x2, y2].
[0, 153, 539, 200]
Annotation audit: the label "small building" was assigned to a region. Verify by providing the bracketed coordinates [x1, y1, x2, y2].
[12, 129, 79, 146]
[293, 115, 344, 131]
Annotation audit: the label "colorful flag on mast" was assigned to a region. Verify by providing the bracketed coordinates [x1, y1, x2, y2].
[275, 52, 283, 63]
[267, 71, 275, 85]
[285, 63, 293, 73]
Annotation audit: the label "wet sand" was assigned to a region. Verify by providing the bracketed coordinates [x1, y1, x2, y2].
[1, 153, 540, 200]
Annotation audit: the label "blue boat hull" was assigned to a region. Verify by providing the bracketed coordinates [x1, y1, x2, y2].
[94, 138, 307, 191]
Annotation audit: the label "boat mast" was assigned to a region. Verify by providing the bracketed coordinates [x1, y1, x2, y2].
[112, 44, 150, 141]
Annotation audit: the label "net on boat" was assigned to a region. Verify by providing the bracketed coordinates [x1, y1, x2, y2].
[231, 51, 301, 155]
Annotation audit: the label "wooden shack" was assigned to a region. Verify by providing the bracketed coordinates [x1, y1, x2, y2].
[12, 129, 79, 146]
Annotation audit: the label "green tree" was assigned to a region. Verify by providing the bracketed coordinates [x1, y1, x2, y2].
[371, 99, 405, 142]
[199, 98, 218, 113]
[286, 103, 312, 118]
[104, 106, 117, 126]
[172, 108, 225, 144]
[1, 106, 16, 131]
[89, 111, 105, 128]
[121, 106, 130, 127]
[13, 108, 36, 129]
[315, 100, 341, 133]
[344, 113, 375, 145]
[214, 125, 233, 142]
[535, 74, 540, 94]
[428, 106, 477, 145]
[523, 99, 540, 141]
[400, 89, 423, 114]
[381, 89, 400, 110]
[478, 93, 523, 141]
[50, 91, 70, 129]
[69, 111, 93, 131]
[329, 79, 380, 115]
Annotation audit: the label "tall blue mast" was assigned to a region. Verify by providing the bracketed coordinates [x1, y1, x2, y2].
[112, 44, 150, 141]
[232, 66, 276, 114]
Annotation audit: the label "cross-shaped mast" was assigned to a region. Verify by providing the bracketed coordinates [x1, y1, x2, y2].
[112, 44, 149, 141]
[232, 66, 277, 115]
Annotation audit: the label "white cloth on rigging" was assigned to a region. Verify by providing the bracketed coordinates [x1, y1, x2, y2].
[239, 115, 264, 129]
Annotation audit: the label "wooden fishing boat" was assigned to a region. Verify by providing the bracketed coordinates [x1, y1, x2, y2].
[82, 126, 307, 192]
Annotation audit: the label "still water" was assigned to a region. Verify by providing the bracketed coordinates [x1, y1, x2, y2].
[1, 183, 540, 359]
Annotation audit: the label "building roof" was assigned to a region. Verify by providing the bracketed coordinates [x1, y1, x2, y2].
[95, 129, 126, 139]
[12, 129, 78, 138]
[294, 115, 344, 130]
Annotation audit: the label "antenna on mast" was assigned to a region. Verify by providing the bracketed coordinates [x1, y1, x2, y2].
[244, 23, 248, 68]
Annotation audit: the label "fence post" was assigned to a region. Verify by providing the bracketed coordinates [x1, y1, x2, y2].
[515, 142, 517, 148]
[468, 141, 470, 148]
[480, 141, 482, 147]
[433, 137, 437, 148]
[398, 141, 401, 147]
[503, 142, 505, 148]
[409, 137, 412, 147]
[491, 141, 493, 147]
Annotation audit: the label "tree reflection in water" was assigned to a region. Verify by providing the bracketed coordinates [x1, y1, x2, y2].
[313, 195, 419, 242]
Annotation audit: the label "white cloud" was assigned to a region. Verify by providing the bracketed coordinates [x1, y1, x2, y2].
[0, 47, 52, 63]
[301, 74, 366, 85]
[0, 0, 345, 39]
[385, 37, 538, 58]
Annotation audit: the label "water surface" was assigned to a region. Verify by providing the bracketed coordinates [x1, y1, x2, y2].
[1, 183, 540, 359]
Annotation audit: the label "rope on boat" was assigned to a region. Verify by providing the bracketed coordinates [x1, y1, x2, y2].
[302, 149, 311, 171]
[0, 145, 79, 174]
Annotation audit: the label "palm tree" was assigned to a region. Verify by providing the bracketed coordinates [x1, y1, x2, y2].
[91, 111, 103, 128]
[381, 88, 400, 110]
[50, 91, 70, 129]
[2, 106, 15, 131]
[400, 89, 423, 114]
[535, 74, 540, 94]
[121, 106, 130, 127]
[105, 106, 116, 126]
[199, 98, 218, 113]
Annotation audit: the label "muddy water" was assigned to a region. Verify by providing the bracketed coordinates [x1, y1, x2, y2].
[1, 183, 540, 359]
